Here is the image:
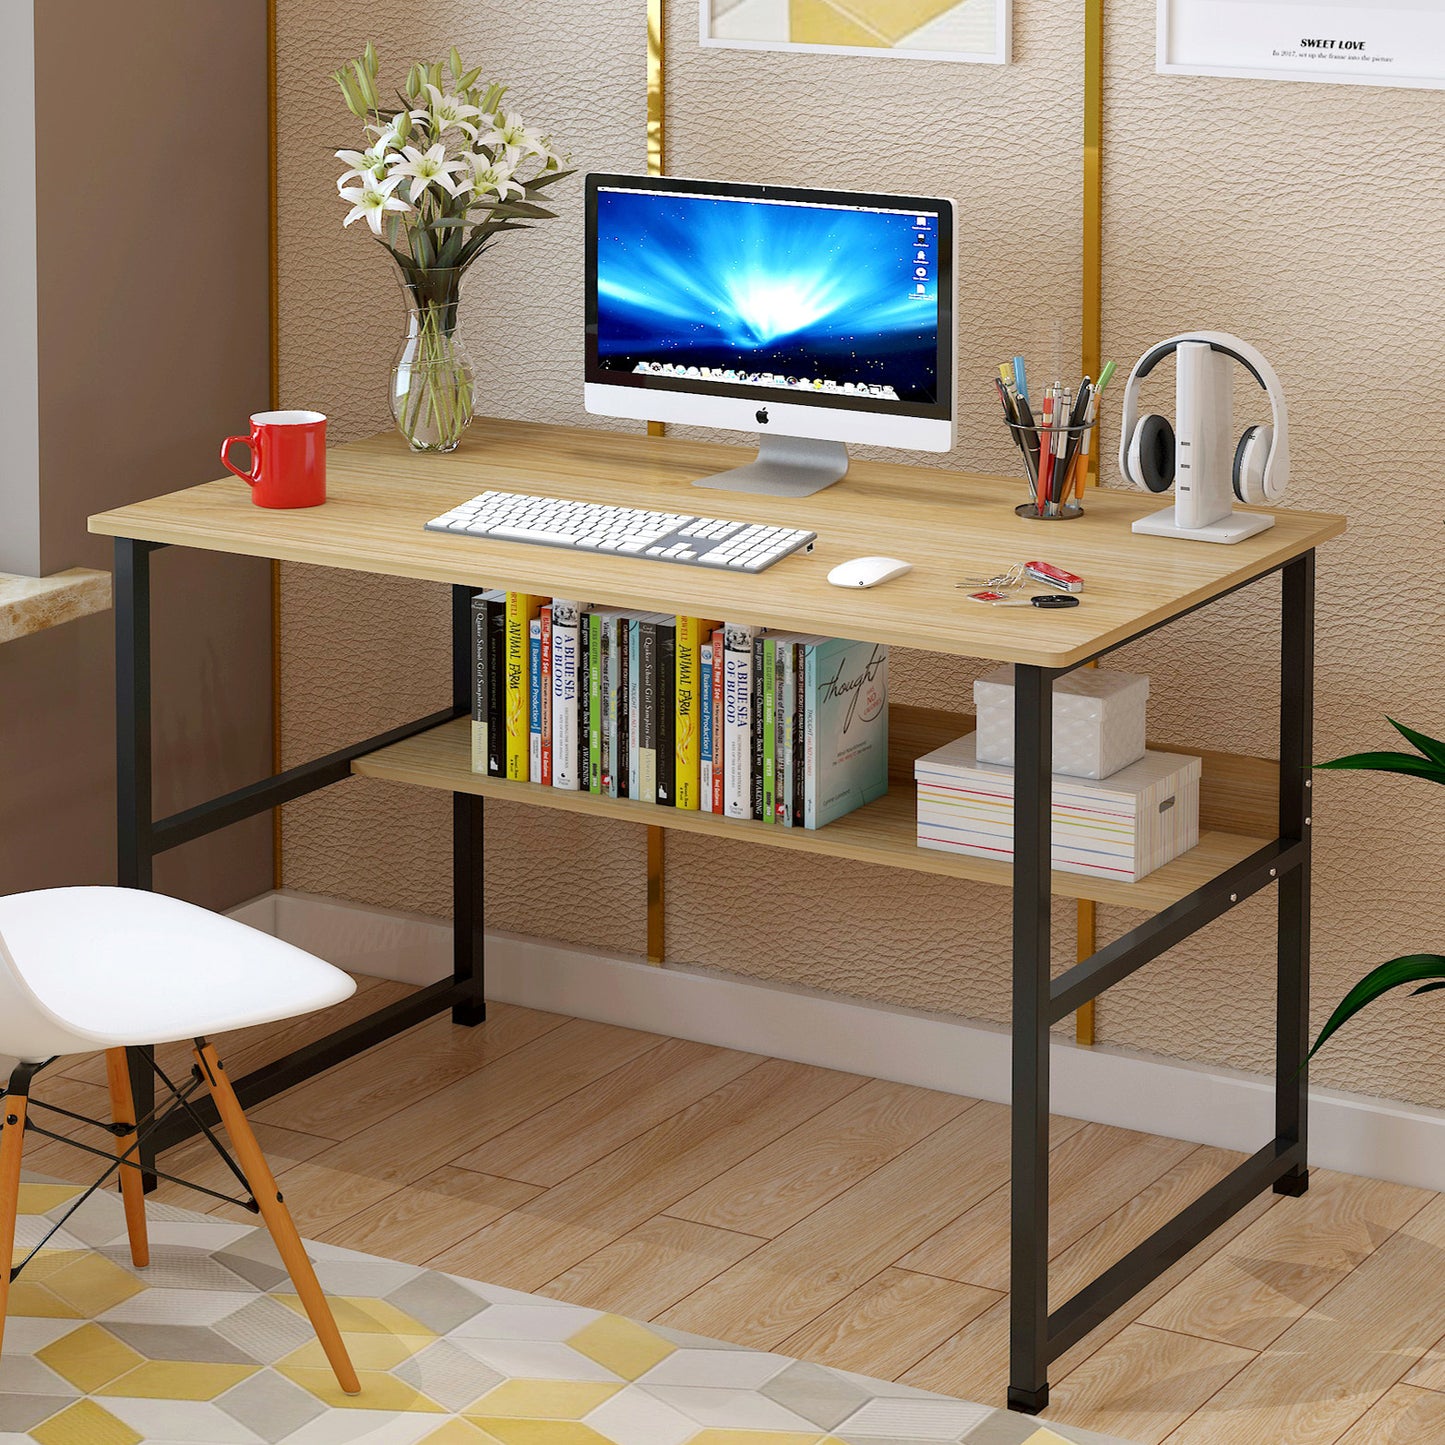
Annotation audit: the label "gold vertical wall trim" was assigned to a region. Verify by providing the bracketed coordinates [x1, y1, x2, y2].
[1075, 0, 1104, 1047]
[643, 0, 668, 953]
[267, 0, 283, 890]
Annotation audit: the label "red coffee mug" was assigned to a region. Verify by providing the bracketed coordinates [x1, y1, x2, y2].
[221, 410, 327, 508]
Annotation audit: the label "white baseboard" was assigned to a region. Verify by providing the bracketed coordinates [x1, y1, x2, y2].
[230, 888, 1445, 1196]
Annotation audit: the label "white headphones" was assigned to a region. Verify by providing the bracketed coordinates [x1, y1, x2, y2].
[1118, 331, 1290, 506]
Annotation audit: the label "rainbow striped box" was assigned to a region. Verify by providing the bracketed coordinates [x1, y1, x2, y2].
[915, 733, 1200, 884]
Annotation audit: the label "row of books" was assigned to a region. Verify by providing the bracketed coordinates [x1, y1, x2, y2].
[470, 592, 890, 829]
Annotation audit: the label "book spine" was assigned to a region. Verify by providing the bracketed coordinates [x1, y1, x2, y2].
[780, 640, 795, 827]
[793, 640, 806, 827]
[639, 620, 657, 804]
[628, 619, 641, 798]
[539, 606, 553, 787]
[699, 642, 714, 814]
[675, 616, 705, 811]
[762, 637, 777, 824]
[504, 594, 533, 782]
[550, 601, 580, 790]
[588, 611, 602, 794]
[710, 627, 725, 815]
[723, 625, 752, 820]
[614, 616, 630, 799]
[599, 614, 617, 797]
[471, 595, 487, 773]
[486, 596, 505, 777]
[528, 617, 543, 783]
[578, 610, 591, 790]
[656, 622, 676, 806]
[751, 634, 765, 820]
[803, 642, 817, 828]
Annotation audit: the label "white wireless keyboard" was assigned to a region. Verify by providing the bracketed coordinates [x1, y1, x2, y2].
[424, 491, 816, 574]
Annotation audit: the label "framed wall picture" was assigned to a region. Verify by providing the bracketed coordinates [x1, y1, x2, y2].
[1159, 0, 1445, 89]
[700, 0, 1010, 65]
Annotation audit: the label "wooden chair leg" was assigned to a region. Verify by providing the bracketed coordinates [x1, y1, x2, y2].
[104, 1050, 149, 1268]
[0, 1070, 32, 1361]
[193, 1041, 360, 1395]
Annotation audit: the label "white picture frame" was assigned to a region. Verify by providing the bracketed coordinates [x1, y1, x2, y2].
[700, 0, 1010, 66]
[1158, 0, 1445, 90]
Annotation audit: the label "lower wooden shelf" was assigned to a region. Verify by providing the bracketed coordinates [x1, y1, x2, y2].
[352, 705, 1279, 914]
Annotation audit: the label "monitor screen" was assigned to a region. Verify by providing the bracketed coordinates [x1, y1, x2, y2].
[584, 175, 952, 421]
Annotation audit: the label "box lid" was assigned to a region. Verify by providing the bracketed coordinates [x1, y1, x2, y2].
[916, 733, 1200, 802]
[973, 664, 1150, 706]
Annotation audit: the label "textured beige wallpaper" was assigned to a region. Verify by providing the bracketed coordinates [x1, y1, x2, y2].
[278, 0, 1445, 1106]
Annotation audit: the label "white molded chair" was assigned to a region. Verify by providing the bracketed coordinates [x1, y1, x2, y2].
[0, 886, 361, 1395]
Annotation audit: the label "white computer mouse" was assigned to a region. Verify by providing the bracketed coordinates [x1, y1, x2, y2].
[827, 556, 913, 589]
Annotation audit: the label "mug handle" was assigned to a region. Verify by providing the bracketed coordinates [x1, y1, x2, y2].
[220, 431, 261, 484]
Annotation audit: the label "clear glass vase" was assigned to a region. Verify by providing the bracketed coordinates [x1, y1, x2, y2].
[390, 268, 475, 452]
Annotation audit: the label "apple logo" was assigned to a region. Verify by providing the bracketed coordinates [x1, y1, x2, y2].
[755, 407, 769, 425]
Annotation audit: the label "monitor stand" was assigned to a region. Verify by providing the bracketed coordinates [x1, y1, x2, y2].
[691, 433, 849, 498]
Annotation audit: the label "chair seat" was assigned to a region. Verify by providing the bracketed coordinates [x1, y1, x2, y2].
[0, 887, 356, 1052]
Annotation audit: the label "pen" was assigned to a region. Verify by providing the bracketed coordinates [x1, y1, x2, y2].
[1012, 355, 1030, 406]
[1037, 388, 1055, 516]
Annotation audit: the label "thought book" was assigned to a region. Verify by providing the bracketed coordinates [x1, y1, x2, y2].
[804, 638, 890, 829]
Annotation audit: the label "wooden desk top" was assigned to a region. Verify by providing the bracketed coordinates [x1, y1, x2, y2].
[89, 418, 1345, 667]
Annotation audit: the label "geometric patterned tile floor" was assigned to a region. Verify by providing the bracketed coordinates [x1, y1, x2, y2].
[1, 1178, 1139, 1445]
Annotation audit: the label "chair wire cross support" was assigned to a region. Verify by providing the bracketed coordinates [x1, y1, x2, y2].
[4, 1046, 261, 1294]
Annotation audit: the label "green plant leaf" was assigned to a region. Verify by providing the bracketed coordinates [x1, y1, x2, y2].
[1308, 954, 1445, 1062]
[1314, 751, 1445, 784]
[1388, 718, 1445, 765]
[1413, 981, 1445, 996]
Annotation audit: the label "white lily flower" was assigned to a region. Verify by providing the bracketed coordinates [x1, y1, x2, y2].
[478, 110, 547, 159]
[387, 142, 470, 198]
[413, 83, 483, 140]
[336, 140, 391, 186]
[469, 157, 524, 203]
[339, 170, 411, 234]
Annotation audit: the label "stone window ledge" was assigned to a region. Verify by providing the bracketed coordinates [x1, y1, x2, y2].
[0, 568, 111, 643]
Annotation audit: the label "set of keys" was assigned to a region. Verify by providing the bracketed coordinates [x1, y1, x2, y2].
[958, 560, 1084, 608]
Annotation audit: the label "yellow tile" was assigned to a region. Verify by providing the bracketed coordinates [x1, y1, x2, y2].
[42, 1252, 146, 1315]
[790, 0, 885, 46]
[8, 1280, 83, 1320]
[279, 1332, 433, 1371]
[17, 1248, 89, 1281]
[468, 1379, 622, 1419]
[277, 1365, 446, 1412]
[419, 1422, 509, 1445]
[31, 1399, 142, 1445]
[567, 1313, 673, 1381]
[1023, 1433, 1078, 1444]
[469, 1423, 617, 1445]
[275, 1291, 435, 1337]
[99, 1361, 257, 1400]
[829, 0, 961, 42]
[37, 1323, 145, 1392]
[18, 1183, 85, 1214]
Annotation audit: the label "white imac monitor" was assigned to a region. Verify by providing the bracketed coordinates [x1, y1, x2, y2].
[584, 173, 956, 497]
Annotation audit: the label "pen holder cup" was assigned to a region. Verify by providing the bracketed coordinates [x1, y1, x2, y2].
[1004, 418, 1096, 520]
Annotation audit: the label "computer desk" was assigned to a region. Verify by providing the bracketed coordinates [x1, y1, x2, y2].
[90, 417, 1345, 1412]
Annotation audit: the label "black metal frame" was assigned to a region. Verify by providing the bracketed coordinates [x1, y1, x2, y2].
[114, 538, 487, 1169]
[1006, 550, 1314, 1413]
[111, 532, 1316, 1413]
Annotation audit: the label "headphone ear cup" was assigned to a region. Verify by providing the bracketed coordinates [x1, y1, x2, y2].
[1129, 414, 1176, 493]
[1233, 424, 1272, 504]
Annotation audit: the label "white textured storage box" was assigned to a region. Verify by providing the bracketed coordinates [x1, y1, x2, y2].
[973, 664, 1149, 780]
[915, 733, 1200, 883]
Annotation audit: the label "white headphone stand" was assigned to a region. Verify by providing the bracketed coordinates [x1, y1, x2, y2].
[1133, 505, 1275, 544]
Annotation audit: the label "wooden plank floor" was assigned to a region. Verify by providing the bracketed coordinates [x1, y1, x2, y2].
[31, 987, 1445, 1445]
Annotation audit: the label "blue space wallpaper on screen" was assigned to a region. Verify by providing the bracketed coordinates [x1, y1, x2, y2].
[593, 188, 940, 404]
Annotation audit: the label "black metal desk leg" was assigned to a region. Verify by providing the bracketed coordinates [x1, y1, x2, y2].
[1275, 552, 1314, 1196]
[115, 537, 159, 1189]
[1009, 663, 1055, 1414]
[451, 584, 486, 1026]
